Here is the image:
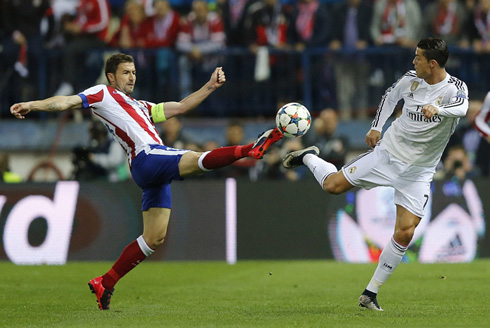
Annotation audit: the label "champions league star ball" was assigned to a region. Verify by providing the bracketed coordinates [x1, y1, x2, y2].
[275, 102, 311, 138]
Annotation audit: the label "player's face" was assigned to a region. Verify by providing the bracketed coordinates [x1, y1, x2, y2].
[413, 48, 431, 79]
[113, 62, 136, 95]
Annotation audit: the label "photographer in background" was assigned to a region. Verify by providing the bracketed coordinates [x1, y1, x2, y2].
[72, 120, 127, 182]
[444, 98, 490, 177]
[443, 145, 472, 181]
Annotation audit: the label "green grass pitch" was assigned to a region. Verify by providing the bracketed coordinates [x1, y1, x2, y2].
[0, 260, 489, 327]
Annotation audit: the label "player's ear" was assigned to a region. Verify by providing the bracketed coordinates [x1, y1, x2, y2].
[107, 72, 115, 84]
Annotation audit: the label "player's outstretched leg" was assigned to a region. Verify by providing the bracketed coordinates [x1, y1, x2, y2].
[358, 291, 384, 311]
[248, 128, 283, 159]
[282, 146, 320, 168]
[88, 276, 114, 310]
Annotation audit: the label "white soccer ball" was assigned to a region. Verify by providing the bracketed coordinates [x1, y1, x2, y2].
[275, 102, 311, 138]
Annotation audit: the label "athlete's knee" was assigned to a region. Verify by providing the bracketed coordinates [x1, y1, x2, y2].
[151, 238, 165, 250]
[143, 227, 168, 249]
[322, 176, 346, 194]
[394, 208, 421, 245]
[143, 207, 171, 249]
[144, 231, 167, 249]
[323, 180, 343, 194]
[394, 227, 415, 245]
[179, 151, 204, 176]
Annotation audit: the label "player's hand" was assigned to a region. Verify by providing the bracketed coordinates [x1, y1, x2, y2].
[210, 67, 226, 89]
[10, 102, 31, 119]
[422, 105, 439, 119]
[365, 129, 381, 148]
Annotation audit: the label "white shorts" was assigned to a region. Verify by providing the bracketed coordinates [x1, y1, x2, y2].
[341, 145, 435, 218]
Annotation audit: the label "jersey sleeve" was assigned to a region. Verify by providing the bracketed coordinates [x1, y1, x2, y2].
[474, 91, 490, 138]
[140, 100, 157, 122]
[437, 81, 469, 118]
[371, 72, 409, 131]
[78, 85, 106, 109]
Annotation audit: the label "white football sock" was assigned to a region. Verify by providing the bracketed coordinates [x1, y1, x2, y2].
[303, 154, 338, 189]
[366, 236, 407, 294]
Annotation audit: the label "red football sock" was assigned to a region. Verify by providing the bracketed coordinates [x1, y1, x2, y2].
[200, 144, 253, 170]
[101, 240, 148, 289]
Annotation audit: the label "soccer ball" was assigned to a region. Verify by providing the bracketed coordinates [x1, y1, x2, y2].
[275, 102, 311, 138]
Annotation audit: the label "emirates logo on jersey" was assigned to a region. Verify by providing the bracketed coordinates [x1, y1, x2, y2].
[407, 111, 442, 123]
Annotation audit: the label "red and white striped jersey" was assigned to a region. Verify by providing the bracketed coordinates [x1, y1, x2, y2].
[474, 91, 490, 138]
[79, 84, 163, 164]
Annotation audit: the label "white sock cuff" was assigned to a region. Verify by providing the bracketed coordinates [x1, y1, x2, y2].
[390, 236, 408, 254]
[197, 151, 212, 172]
[137, 235, 155, 256]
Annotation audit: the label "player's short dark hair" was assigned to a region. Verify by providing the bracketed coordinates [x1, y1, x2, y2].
[105, 53, 134, 82]
[417, 38, 449, 68]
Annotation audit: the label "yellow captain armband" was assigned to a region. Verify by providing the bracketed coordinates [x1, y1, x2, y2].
[151, 103, 166, 123]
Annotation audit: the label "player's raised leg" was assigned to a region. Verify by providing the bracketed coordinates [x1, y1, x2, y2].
[283, 147, 354, 194]
[248, 128, 284, 159]
[176, 128, 284, 176]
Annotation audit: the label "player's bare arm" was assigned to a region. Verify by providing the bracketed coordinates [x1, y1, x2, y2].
[422, 104, 439, 119]
[365, 129, 381, 148]
[162, 67, 226, 119]
[10, 95, 83, 119]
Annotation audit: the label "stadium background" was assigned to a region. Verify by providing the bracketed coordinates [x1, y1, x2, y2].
[1, 48, 489, 264]
[1, 0, 490, 265]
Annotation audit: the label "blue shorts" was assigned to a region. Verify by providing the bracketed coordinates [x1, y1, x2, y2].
[130, 145, 189, 211]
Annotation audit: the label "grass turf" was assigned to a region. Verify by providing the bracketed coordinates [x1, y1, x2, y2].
[0, 260, 489, 327]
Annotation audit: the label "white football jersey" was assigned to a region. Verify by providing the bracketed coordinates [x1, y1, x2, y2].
[474, 91, 490, 138]
[79, 84, 164, 164]
[371, 70, 469, 167]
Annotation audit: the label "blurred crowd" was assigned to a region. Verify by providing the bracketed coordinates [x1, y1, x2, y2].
[1, 0, 490, 182]
[2, 0, 490, 115]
